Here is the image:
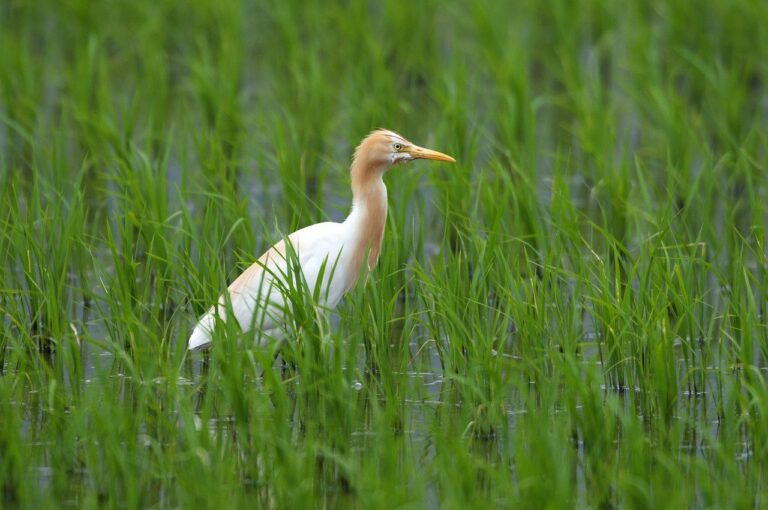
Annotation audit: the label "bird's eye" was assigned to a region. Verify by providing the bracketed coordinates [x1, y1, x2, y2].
[393, 143, 403, 151]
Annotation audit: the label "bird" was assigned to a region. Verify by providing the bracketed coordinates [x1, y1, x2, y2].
[188, 129, 455, 351]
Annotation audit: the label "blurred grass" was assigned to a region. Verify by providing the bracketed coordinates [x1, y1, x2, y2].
[1, 0, 767, 508]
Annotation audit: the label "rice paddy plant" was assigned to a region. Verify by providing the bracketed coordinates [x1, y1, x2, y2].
[1, 0, 767, 507]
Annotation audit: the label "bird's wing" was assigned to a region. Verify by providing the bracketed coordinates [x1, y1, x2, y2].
[188, 222, 347, 350]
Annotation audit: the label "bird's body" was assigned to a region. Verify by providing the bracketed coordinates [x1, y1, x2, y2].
[188, 129, 454, 351]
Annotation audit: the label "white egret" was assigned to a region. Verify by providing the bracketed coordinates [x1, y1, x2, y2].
[188, 129, 454, 350]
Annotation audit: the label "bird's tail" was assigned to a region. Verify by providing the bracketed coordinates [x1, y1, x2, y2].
[188, 310, 215, 351]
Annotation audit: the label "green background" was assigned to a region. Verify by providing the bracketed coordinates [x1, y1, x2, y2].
[1, 0, 766, 508]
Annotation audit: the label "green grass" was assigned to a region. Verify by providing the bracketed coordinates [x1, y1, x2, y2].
[1, 0, 767, 507]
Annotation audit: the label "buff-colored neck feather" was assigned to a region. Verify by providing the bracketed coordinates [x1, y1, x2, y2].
[344, 156, 388, 290]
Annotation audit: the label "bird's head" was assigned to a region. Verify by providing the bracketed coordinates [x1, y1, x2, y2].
[353, 129, 455, 173]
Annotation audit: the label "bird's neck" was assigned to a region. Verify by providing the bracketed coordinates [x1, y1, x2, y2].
[344, 161, 388, 290]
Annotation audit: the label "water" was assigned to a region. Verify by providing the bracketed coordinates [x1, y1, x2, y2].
[6, 299, 757, 508]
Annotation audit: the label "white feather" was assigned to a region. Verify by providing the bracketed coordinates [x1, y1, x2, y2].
[188, 221, 356, 351]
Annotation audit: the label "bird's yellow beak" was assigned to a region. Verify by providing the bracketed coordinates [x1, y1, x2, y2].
[406, 145, 456, 163]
